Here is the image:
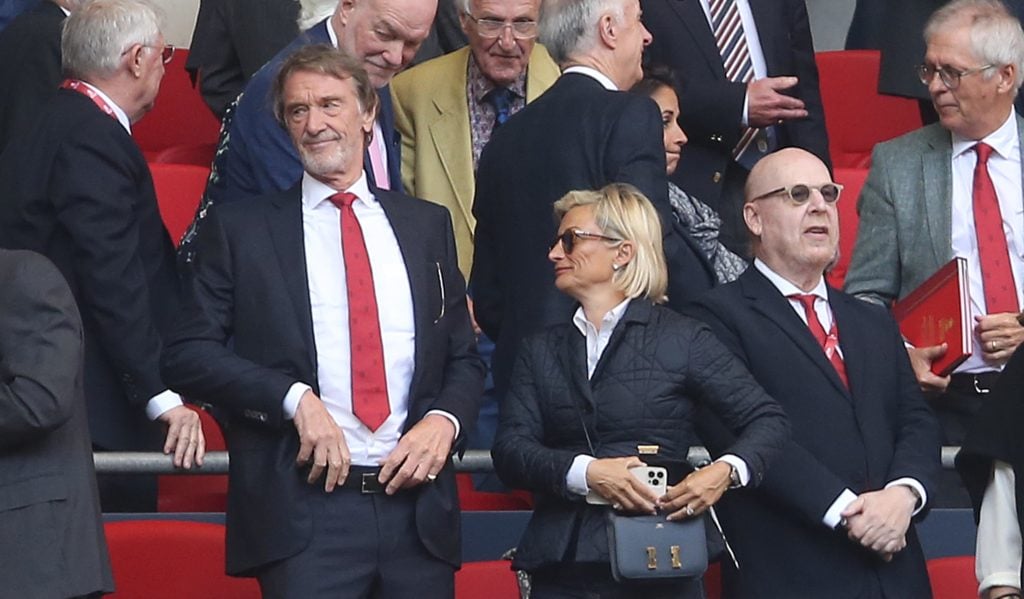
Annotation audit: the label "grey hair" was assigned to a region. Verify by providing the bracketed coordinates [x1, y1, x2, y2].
[61, 0, 163, 79]
[61, 0, 94, 10]
[539, 0, 625, 64]
[925, 0, 1024, 91]
[297, 0, 337, 31]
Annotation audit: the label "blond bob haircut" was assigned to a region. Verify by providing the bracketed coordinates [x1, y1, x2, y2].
[553, 183, 668, 303]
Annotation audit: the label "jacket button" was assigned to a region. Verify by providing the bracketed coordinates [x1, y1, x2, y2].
[712, 172, 722, 183]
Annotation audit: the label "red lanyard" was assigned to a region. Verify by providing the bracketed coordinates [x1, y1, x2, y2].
[61, 79, 118, 120]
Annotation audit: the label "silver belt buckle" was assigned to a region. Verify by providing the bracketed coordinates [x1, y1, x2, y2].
[360, 472, 378, 493]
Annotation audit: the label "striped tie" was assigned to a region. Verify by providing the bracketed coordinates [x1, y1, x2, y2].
[709, 0, 765, 167]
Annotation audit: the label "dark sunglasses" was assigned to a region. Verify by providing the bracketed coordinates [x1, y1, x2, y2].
[549, 229, 621, 254]
[750, 182, 843, 204]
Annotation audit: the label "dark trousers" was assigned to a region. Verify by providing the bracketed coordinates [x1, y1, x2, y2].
[932, 375, 992, 508]
[530, 563, 703, 599]
[256, 488, 454, 599]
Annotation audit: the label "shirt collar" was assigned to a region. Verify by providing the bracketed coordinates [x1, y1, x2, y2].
[302, 171, 375, 210]
[326, 17, 340, 48]
[562, 66, 618, 91]
[80, 81, 131, 133]
[468, 53, 527, 103]
[754, 258, 828, 301]
[572, 297, 632, 336]
[951, 108, 1019, 160]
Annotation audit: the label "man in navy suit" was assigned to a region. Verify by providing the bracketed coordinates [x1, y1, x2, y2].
[162, 44, 484, 598]
[686, 148, 940, 598]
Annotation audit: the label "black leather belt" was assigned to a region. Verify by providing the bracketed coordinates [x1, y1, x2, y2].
[338, 466, 386, 494]
[948, 372, 1001, 395]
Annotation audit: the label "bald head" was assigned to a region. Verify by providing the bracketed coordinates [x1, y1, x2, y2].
[743, 148, 840, 290]
[332, 0, 438, 88]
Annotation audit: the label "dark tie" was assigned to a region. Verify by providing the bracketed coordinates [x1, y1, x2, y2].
[485, 87, 513, 129]
[972, 143, 1020, 314]
[789, 294, 849, 388]
[328, 192, 391, 431]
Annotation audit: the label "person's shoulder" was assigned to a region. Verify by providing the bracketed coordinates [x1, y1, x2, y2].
[0, 248, 73, 303]
[874, 122, 947, 155]
[392, 47, 469, 92]
[212, 187, 296, 223]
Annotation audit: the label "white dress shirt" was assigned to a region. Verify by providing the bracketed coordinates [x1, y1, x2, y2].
[564, 298, 751, 495]
[977, 461, 1023, 595]
[697, 0, 768, 127]
[950, 110, 1024, 374]
[754, 260, 927, 526]
[282, 172, 456, 466]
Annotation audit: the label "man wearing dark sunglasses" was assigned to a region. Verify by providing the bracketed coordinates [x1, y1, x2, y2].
[846, 0, 1024, 510]
[687, 147, 939, 599]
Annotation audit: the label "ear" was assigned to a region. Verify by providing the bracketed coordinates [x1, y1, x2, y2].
[123, 43, 145, 77]
[459, 10, 472, 36]
[336, 0, 356, 27]
[615, 240, 635, 267]
[743, 202, 762, 238]
[597, 12, 618, 50]
[998, 63, 1017, 94]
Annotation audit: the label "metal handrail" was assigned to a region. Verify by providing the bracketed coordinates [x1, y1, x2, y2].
[92, 446, 963, 475]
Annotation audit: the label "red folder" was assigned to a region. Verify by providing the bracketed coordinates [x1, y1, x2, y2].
[892, 257, 973, 376]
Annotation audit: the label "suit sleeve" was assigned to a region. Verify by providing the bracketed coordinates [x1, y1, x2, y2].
[687, 298, 859, 527]
[187, 0, 245, 119]
[0, 252, 82, 448]
[161, 207, 298, 429]
[51, 123, 169, 404]
[389, 82, 418, 196]
[468, 145, 503, 340]
[842, 144, 902, 305]
[782, 0, 831, 166]
[492, 339, 581, 501]
[607, 96, 670, 211]
[0, 15, 63, 151]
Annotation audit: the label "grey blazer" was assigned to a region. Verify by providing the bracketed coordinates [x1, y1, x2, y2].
[844, 114, 1024, 304]
[0, 249, 113, 599]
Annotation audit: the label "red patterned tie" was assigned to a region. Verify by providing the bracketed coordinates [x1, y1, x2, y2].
[790, 294, 848, 389]
[972, 143, 1020, 314]
[329, 192, 390, 431]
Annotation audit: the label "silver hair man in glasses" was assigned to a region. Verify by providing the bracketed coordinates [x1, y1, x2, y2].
[845, 0, 1024, 509]
[686, 147, 940, 599]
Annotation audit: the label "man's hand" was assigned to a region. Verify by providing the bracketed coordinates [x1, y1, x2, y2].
[159, 405, 206, 469]
[378, 414, 455, 494]
[466, 295, 483, 336]
[658, 462, 731, 521]
[746, 77, 808, 128]
[841, 486, 918, 559]
[906, 343, 951, 393]
[585, 457, 658, 515]
[976, 313, 1024, 366]
[294, 390, 350, 492]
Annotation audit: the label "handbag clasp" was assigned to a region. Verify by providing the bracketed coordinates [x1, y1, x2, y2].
[670, 545, 682, 569]
[646, 547, 657, 570]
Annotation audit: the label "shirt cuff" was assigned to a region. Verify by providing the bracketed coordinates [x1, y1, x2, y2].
[425, 409, 461, 440]
[742, 88, 750, 127]
[886, 478, 927, 515]
[823, 488, 859, 529]
[283, 382, 312, 420]
[716, 454, 750, 486]
[145, 389, 183, 420]
[566, 454, 596, 496]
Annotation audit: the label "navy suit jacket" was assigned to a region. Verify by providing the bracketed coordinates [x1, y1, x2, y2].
[162, 183, 484, 575]
[685, 268, 940, 599]
[0, 89, 180, 450]
[641, 0, 830, 205]
[210, 18, 403, 206]
[471, 72, 716, 397]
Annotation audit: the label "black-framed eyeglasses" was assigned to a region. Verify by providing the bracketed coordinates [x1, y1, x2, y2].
[121, 43, 176, 64]
[550, 229, 622, 254]
[751, 183, 843, 204]
[916, 63, 994, 90]
[465, 14, 538, 39]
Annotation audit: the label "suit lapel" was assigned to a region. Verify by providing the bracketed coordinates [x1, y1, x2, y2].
[829, 290, 868, 399]
[922, 132, 953, 266]
[266, 188, 318, 377]
[428, 50, 475, 231]
[668, 0, 726, 76]
[377, 86, 403, 191]
[741, 269, 852, 400]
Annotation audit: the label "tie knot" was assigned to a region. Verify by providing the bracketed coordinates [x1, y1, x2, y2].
[485, 86, 513, 108]
[788, 293, 818, 311]
[329, 192, 358, 209]
[975, 142, 994, 164]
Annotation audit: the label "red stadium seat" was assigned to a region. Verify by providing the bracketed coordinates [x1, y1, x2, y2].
[704, 562, 722, 599]
[456, 560, 520, 599]
[927, 556, 977, 599]
[157, 406, 229, 513]
[133, 49, 220, 157]
[815, 50, 923, 169]
[147, 142, 218, 167]
[826, 167, 869, 289]
[104, 520, 259, 599]
[456, 473, 533, 511]
[150, 163, 209, 247]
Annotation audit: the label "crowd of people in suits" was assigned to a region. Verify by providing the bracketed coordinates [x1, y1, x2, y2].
[0, 0, 1023, 598]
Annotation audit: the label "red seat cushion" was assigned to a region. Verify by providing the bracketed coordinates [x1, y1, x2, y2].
[456, 560, 520, 599]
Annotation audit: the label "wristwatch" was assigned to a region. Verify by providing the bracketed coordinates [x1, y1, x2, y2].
[727, 463, 742, 489]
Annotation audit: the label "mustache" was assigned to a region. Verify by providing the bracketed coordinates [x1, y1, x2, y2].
[302, 131, 341, 144]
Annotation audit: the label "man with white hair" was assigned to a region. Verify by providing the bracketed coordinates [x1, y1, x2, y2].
[846, 0, 1024, 507]
[471, 0, 716, 400]
[0, 0, 205, 511]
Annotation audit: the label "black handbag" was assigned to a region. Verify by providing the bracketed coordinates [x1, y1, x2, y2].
[605, 510, 708, 581]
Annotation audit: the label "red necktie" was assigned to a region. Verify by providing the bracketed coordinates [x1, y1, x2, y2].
[329, 192, 390, 431]
[790, 294, 848, 389]
[972, 143, 1020, 314]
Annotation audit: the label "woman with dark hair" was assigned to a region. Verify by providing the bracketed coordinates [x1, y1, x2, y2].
[631, 66, 748, 283]
[492, 183, 788, 598]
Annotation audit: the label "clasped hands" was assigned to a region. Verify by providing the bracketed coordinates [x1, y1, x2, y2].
[585, 456, 732, 520]
[840, 486, 918, 562]
[292, 391, 455, 494]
